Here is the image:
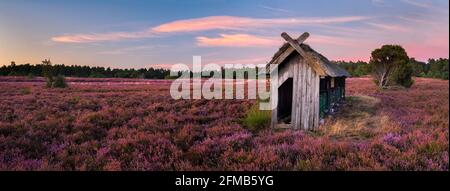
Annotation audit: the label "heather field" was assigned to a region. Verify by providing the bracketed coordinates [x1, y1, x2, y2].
[0, 77, 448, 171]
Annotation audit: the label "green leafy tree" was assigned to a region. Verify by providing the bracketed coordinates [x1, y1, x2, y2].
[409, 58, 426, 77]
[370, 45, 410, 88]
[391, 60, 414, 88]
[42, 59, 55, 88]
[427, 58, 449, 80]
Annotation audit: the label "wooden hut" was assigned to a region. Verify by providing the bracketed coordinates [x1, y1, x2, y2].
[268, 32, 350, 130]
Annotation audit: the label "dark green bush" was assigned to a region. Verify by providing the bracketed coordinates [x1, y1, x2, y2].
[392, 61, 414, 88]
[53, 75, 68, 88]
[46, 75, 68, 88]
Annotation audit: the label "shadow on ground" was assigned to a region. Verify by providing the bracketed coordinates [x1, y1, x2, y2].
[318, 96, 393, 140]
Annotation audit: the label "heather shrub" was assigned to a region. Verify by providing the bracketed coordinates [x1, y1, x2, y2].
[205, 125, 249, 145]
[219, 149, 256, 170]
[186, 132, 252, 169]
[20, 88, 32, 95]
[84, 108, 133, 129]
[242, 104, 271, 132]
[249, 147, 281, 170]
[0, 77, 447, 171]
[174, 124, 205, 151]
[186, 138, 224, 167]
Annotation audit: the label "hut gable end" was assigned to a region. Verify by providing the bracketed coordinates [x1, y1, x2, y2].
[269, 32, 350, 130]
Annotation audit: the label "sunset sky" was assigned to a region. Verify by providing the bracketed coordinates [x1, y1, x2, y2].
[0, 0, 448, 69]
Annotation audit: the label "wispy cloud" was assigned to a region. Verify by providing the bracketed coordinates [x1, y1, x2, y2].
[196, 34, 281, 47]
[153, 16, 370, 33]
[259, 5, 293, 14]
[196, 32, 368, 48]
[400, 0, 448, 13]
[51, 30, 157, 43]
[401, 0, 432, 9]
[366, 22, 411, 32]
[206, 56, 270, 65]
[52, 15, 370, 43]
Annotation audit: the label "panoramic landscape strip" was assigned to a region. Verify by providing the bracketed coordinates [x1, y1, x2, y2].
[0, 0, 448, 177]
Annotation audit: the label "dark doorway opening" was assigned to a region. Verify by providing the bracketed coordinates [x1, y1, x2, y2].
[277, 78, 293, 124]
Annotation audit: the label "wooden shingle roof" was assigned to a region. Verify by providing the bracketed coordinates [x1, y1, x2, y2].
[268, 38, 351, 77]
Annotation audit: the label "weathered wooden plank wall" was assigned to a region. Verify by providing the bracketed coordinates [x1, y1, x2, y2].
[271, 54, 321, 130]
[291, 55, 320, 130]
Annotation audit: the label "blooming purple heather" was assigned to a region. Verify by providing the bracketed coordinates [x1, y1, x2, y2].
[0, 76, 448, 170]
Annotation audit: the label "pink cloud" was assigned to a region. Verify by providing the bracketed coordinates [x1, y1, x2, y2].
[153, 16, 369, 33]
[196, 33, 370, 48]
[51, 30, 156, 43]
[206, 56, 270, 65]
[366, 22, 411, 32]
[52, 15, 369, 43]
[196, 34, 281, 47]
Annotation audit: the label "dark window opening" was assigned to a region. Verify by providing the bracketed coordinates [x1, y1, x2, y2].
[319, 78, 329, 117]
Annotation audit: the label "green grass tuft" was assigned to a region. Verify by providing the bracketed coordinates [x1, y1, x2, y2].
[242, 104, 271, 133]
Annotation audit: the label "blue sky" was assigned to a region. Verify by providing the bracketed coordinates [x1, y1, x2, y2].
[0, 0, 448, 69]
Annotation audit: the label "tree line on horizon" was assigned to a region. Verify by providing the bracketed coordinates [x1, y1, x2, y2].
[0, 62, 171, 79]
[0, 61, 262, 79]
[1, 54, 448, 81]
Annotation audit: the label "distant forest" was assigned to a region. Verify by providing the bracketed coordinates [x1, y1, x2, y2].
[1, 58, 448, 80]
[334, 58, 449, 80]
[1, 62, 171, 79]
[0, 61, 265, 79]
